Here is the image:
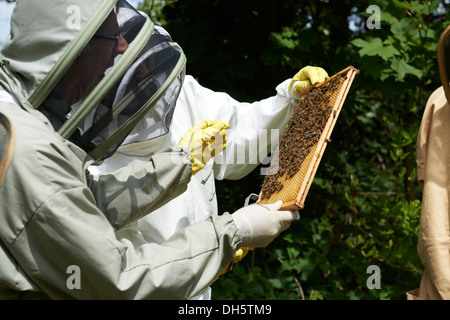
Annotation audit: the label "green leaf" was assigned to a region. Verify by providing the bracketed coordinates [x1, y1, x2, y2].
[408, 168, 417, 182]
[309, 289, 324, 300]
[401, 130, 411, 141]
[380, 12, 399, 25]
[399, 166, 407, 178]
[287, 246, 300, 261]
[352, 37, 400, 60]
[390, 57, 423, 80]
[390, 149, 397, 161]
[408, 1, 427, 17]
[270, 32, 296, 49]
[345, 192, 351, 203]
[268, 278, 283, 289]
[392, 0, 408, 9]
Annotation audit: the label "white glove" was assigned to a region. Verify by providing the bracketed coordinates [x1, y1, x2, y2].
[231, 200, 300, 248]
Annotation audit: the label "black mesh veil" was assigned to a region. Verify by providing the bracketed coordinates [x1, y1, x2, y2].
[39, 0, 185, 161]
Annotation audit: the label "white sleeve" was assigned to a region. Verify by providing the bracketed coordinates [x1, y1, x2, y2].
[172, 75, 297, 181]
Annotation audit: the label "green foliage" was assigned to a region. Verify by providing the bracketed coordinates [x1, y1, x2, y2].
[140, 0, 450, 299]
[136, 0, 167, 25]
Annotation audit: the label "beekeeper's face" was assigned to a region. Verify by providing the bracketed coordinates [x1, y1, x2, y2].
[62, 11, 129, 104]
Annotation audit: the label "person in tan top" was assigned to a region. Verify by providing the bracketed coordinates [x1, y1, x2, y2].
[408, 24, 450, 300]
[409, 85, 450, 300]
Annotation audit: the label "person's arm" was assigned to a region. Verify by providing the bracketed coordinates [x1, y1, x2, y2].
[174, 75, 297, 180]
[1, 102, 299, 299]
[88, 119, 229, 230]
[0, 105, 240, 299]
[25, 193, 240, 299]
[87, 146, 192, 230]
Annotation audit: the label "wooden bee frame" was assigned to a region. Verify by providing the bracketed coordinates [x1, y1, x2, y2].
[257, 66, 359, 211]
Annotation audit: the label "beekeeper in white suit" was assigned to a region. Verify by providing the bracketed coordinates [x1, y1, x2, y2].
[89, 20, 328, 299]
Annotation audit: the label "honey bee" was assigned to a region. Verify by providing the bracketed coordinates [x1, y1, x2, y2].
[260, 73, 344, 200]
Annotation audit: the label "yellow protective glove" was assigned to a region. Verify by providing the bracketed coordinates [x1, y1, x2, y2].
[234, 247, 252, 263]
[218, 247, 254, 278]
[177, 120, 230, 175]
[288, 66, 329, 97]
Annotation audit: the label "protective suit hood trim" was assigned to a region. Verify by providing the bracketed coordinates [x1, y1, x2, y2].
[28, 0, 118, 109]
[1, 0, 117, 107]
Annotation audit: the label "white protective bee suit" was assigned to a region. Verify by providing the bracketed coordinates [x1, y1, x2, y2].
[89, 25, 309, 299]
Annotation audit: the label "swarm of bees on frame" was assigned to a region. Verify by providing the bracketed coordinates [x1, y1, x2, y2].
[259, 73, 345, 201]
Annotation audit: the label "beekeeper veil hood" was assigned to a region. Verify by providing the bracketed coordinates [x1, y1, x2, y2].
[0, 0, 186, 161]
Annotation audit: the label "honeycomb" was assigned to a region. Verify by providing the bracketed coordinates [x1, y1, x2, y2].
[257, 66, 358, 210]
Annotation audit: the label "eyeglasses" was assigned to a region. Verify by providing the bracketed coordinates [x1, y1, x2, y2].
[93, 34, 119, 50]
